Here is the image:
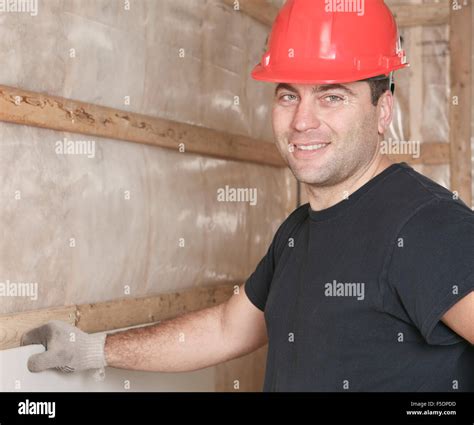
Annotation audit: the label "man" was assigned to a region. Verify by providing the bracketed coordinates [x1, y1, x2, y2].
[22, 0, 473, 391]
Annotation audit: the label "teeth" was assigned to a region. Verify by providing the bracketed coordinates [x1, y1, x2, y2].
[297, 144, 327, 151]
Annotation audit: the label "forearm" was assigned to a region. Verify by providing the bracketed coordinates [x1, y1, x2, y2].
[104, 303, 231, 372]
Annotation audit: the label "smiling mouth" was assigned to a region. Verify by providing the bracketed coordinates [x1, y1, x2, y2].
[290, 142, 330, 152]
[295, 143, 328, 151]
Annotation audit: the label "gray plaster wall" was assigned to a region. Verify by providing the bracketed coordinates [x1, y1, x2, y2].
[0, 0, 297, 392]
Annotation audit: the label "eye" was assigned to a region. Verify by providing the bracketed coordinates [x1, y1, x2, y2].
[278, 93, 298, 103]
[323, 95, 345, 104]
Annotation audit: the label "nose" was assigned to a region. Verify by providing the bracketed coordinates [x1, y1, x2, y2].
[291, 97, 322, 133]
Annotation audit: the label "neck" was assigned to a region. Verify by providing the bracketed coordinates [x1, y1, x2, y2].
[305, 154, 393, 211]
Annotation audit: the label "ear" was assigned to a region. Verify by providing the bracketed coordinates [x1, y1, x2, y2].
[377, 91, 394, 135]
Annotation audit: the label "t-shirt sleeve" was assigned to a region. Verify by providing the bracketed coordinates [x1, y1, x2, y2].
[387, 199, 474, 345]
[244, 230, 279, 312]
[244, 203, 307, 312]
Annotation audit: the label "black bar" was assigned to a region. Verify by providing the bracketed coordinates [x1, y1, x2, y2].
[0, 392, 473, 425]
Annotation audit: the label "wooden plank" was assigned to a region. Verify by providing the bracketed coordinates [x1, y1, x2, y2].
[387, 142, 450, 165]
[0, 284, 237, 349]
[0, 83, 448, 170]
[0, 306, 77, 351]
[449, 0, 472, 205]
[76, 284, 236, 333]
[222, 0, 449, 28]
[0, 85, 285, 168]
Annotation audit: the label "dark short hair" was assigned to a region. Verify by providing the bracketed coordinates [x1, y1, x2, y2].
[364, 76, 392, 106]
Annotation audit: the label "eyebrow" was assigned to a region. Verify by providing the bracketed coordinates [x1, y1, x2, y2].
[274, 83, 356, 97]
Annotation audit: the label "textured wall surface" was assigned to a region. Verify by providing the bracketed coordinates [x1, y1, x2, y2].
[0, 0, 297, 392]
[0, 0, 297, 317]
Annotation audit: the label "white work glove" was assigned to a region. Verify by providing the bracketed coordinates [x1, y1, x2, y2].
[20, 320, 107, 373]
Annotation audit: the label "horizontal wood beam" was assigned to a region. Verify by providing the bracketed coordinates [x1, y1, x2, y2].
[0, 85, 285, 168]
[76, 283, 236, 333]
[388, 142, 450, 165]
[0, 283, 236, 350]
[223, 0, 449, 28]
[0, 85, 450, 170]
[0, 306, 77, 351]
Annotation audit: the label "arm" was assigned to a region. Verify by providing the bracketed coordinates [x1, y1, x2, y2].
[442, 290, 474, 345]
[105, 283, 267, 372]
[21, 283, 267, 373]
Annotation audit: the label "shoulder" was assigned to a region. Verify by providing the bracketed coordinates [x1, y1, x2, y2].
[399, 163, 470, 205]
[391, 195, 474, 277]
[389, 163, 474, 232]
[401, 197, 474, 238]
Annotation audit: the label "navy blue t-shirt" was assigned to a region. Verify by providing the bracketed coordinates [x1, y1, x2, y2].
[245, 162, 474, 391]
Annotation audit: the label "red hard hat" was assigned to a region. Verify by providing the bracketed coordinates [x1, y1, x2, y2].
[251, 0, 409, 84]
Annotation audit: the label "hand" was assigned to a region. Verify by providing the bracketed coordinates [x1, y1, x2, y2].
[20, 320, 107, 373]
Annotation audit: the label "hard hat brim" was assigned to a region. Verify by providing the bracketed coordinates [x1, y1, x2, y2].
[251, 62, 410, 85]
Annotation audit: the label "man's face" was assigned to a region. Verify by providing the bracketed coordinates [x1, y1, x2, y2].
[272, 81, 383, 187]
